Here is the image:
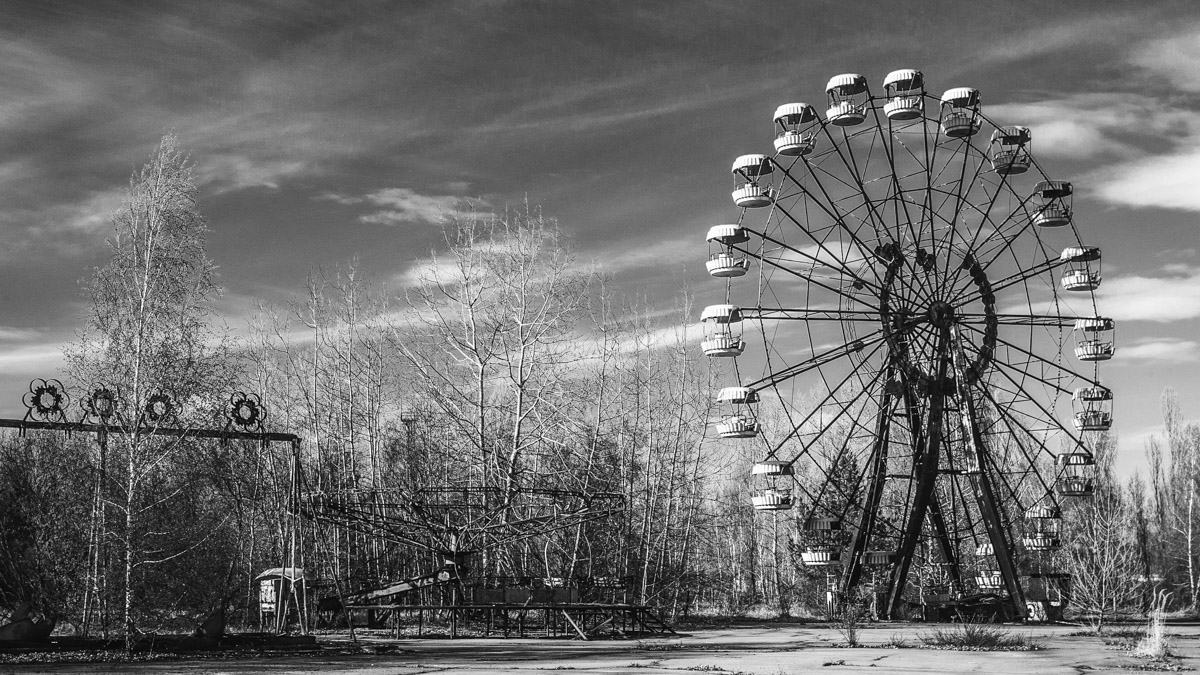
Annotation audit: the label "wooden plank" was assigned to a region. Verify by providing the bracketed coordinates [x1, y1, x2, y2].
[560, 609, 588, 641]
[585, 615, 614, 636]
[638, 609, 678, 635]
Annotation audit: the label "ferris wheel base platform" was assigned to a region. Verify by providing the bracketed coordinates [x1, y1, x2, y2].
[916, 594, 1064, 624]
[335, 602, 676, 640]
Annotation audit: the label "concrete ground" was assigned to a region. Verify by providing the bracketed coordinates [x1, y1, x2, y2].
[2, 623, 1196, 674]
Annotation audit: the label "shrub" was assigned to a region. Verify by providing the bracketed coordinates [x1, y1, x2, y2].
[1133, 590, 1173, 661]
[918, 622, 1042, 651]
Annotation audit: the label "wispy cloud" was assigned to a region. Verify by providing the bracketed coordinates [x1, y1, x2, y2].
[323, 188, 485, 227]
[0, 39, 91, 133]
[0, 343, 67, 373]
[1129, 25, 1200, 92]
[0, 327, 43, 342]
[984, 23, 1200, 213]
[461, 65, 788, 138]
[1097, 265, 1200, 322]
[1072, 23, 1200, 211]
[987, 98, 1132, 161]
[0, 187, 128, 263]
[1115, 338, 1200, 364]
[197, 153, 308, 193]
[592, 235, 700, 276]
[969, 13, 1139, 67]
[390, 253, 459, 290]
[1095, 148, 1200, 212]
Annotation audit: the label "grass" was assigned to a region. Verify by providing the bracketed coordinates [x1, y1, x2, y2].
[882, 633, 911, 649]
[917, 622, 1043, 651]
[1134, 591, 1175, 662]
[636, 639, 686, 651]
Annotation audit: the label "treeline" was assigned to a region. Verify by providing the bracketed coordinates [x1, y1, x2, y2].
[0, 135, 1194, 640]
[0, 135, 771, 638]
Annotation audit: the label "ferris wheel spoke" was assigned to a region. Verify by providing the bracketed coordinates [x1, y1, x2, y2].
[974, 383, 1058, 435]
[730, 239, 883, 312]
[742, 327, 888, 391]
[941, 131, 1035, 291]
[770, 362, 890, 469]
[980, 348, 1075, 401]
[934, 137, 992, 298]
[978, 448, 1032, 527]
[747, 308, 882, 322]
[955, 313, 1074, 328]
[807, 442, 879, 523]
[974, 424, 1051, 519]
[774, 162, 886, 287]
[955, 110, 1044, 265]
[750, 217, 879, 293]
[788, 480, 823, 512]
[944, 185, 1037, 295]
[980, 354, 1093, 456]
[973, 218, 1038, 274]
[869, 102, 926, 249]
[796, 441, 874, 520]
[761, 343, 891, 459]
[959, 321, 1099, 390]
[947, 254, 1063, 308]
[795, 407, 891, 516]
[975, 386, 1060, 502]
[968, 204, 1056, 288]
[832, 115, 900, 246]
[753, 357, 878, 461]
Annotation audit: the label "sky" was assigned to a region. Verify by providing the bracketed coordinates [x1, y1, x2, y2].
[0, 0, 1197, 475]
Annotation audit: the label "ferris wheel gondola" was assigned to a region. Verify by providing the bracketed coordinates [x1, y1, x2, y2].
[702, 68, 1111, 620]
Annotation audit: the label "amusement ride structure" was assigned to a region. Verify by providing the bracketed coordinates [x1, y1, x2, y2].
[702, 70, 1110, 620]
[294, 430, 646, 638]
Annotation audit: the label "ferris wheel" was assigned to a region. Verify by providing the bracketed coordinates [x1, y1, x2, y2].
[702, 69, 1112, 620]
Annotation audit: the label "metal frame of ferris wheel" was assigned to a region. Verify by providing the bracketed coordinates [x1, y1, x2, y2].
[703, 69, 1112, 620]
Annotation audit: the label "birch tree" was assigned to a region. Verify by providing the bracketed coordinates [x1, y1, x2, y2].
[66, 133, 231, 646]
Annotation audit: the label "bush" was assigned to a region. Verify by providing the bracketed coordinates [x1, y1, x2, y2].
[834, 588, 873, 647]
[882, 633, 910, 648]
[1133, 591, 1173, 661]
[918, 622, 1042, 651]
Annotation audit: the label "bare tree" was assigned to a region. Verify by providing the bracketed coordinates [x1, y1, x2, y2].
[1063, 434, 1142, 632]
[66, 133, 231, 646]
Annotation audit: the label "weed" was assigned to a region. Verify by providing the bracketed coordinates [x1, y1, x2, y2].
[834, 587, 873, 647]
[1134, 590, 1175, 662]
[1067, 627, 1147, 638]
[637, 639, 686, 651]
[882, 633, 910, 648]
[917, 622, 1042, 651]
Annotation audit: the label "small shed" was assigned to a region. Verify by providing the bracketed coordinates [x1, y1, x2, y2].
[256, 567, 309, 631]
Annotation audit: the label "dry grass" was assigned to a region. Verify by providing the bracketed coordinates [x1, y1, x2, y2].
[1134, 591, 1175, 662]
[918, 623, 1043, 651]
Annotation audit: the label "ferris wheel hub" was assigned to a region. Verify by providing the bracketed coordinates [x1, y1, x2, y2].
[927, 302, 955, 328]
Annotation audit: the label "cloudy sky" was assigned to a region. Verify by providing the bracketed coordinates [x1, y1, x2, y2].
[0, 1, 1197, 473]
